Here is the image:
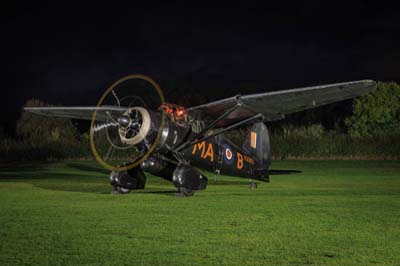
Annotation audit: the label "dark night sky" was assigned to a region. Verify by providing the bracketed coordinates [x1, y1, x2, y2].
[1, 1, 400, 133]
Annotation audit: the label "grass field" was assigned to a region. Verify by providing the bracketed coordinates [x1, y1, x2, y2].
[0, 160, 399, 266]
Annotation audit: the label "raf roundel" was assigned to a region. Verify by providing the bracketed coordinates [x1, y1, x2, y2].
[222, 143, 235, 165]
[225, 148, 233, 160]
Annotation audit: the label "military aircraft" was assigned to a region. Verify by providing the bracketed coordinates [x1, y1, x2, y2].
[25, 75, 376, 196]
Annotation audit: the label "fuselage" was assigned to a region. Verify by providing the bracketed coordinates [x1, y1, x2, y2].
[183, 136, 259, 179]
[123, 106, 270, 182]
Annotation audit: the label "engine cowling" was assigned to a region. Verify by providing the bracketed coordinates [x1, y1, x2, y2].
[117, 107, 189, 152]
[118, 107, 156, 146]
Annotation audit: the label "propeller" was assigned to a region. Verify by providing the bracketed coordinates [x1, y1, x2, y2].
[89, 74, 166, 172]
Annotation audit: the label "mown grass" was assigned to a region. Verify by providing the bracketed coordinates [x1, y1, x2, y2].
[0, 160, 399, 266]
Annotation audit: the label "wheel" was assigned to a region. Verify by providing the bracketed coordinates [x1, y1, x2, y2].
[248, 182, 258, 189]
[109, 166, 146, 192]
[112, 185, 131, 194]
[176, 187, 195, 197]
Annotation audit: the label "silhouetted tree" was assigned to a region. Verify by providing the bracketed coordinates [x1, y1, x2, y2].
[345, 82, 400, 137]
[17, 99, 79, 146]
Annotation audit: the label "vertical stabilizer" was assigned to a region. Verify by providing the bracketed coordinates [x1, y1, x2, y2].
[242, 122, 271, 179]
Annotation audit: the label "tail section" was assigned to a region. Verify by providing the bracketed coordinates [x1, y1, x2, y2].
[242, 122, 271, 180]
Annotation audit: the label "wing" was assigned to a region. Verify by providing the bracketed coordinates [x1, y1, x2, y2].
[187, 80, 376, 127]
[24, 106, 129, 122]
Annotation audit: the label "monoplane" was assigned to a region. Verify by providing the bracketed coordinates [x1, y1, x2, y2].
[26, 75, 376, 196]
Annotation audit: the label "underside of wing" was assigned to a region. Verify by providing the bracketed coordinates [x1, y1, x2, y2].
[24, 106, 129, 122]
[187, 80, 376, 127]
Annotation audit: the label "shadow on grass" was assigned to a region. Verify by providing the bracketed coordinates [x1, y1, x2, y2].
[66, 162, 109, 174]
[0, 162, 300, 195]
[41, 186, 205, 197]
[0, 162, 49, 179]
[0, 163, 175, 195]
[208, 180, 249, 186]
[269, 169, 302, 175]
[130, 189, 178, 196]
[0, 161, 110, 193]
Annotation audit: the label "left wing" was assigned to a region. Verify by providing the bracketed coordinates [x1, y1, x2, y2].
[187, 80, 376, 127]
[24, 106, 128, 122]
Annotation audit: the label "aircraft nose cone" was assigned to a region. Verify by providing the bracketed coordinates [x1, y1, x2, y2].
[118, 116, 130, 127]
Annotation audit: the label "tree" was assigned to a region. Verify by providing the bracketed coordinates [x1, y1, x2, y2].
[345, 82, 400, 137]
[17, 99, 79, 146]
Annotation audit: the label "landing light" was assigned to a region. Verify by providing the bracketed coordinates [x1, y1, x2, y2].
[176, 108, 185, 117]
[159, 103, 186, 121]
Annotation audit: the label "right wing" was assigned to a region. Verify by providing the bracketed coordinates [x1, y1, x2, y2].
[187, 80, 376, 127]
[24, 106, 129, 122]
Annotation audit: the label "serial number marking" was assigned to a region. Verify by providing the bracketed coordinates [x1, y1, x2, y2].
[244, 155, 255, 165]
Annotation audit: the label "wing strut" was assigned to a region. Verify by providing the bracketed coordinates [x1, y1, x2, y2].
[175, 101, 240, 152]
[175, 113, 263, 152]
[195, 102, 240, 139]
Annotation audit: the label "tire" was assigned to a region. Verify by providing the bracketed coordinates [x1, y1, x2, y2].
[116, 186, 130, 194]
[248, 182, 258, 189]
[179, 187, 195, 197]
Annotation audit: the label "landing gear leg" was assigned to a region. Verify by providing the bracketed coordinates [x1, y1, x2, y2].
[248, 178, 258, 189]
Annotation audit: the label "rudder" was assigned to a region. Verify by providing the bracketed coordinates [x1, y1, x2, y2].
[242, 122, 271, 180]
